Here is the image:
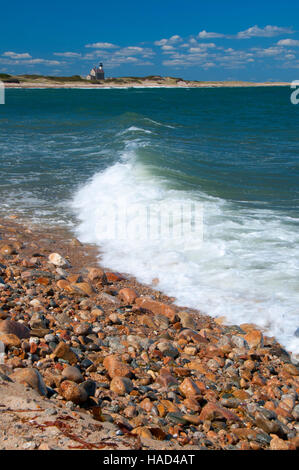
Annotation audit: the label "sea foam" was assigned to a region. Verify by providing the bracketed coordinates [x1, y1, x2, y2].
[72, 142, 299, 361]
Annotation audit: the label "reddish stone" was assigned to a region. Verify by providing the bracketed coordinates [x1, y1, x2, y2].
[0, 319, 30, 339]
[0, 333, 21, 348]
[118, 288, 138, 304]
[199, 402, 241, 423]
[134, 297, 178, 322]
[156, 367, 178, 388]
[105, 272, 124, 283]
[179, 378, 202, 398]
[103, 354, 133, 379]
[110, 376, 133, 395]
[244, 330, 264, 348]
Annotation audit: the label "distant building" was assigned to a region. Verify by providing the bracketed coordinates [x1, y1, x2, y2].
[86, 63, 105, 81]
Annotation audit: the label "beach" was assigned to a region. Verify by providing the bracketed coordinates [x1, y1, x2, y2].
[0, 215, 298, 450]
[2, 77, 291, 89]
[0, 86, 298, 450]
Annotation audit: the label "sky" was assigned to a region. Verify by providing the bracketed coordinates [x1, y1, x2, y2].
[1, 0, 299, 81]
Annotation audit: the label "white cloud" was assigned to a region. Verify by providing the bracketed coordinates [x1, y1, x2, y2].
[237, 25, 293, 39]
[198, 30, 225, 39]
[53, 52, 82, 58]
[251, 47, 284, 57]
[154, 35, 182, 46]
[3, 51, 32, 59]
[85, 42, 118, 49]
[277, 39, 299, 46]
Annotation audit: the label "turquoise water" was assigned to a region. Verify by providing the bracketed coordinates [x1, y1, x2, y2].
[1, 87, 299, 357]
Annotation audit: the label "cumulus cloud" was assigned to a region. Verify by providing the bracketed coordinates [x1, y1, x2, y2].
[277, 39, 299, 46]
[53, 52, 82, 57]
[237, 25, 294, 39]
[154, 35, 182, 46]
[85, 42, 118, 49]
[198, 30, 225, 39]
[3, 51, 32, 59]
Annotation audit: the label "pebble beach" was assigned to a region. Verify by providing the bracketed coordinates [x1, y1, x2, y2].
[0, 216, 298, 451]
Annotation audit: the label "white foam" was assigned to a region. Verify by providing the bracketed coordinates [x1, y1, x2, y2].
[71, 148, 299, 361]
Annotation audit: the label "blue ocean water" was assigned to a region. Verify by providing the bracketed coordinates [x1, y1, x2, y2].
[1, 87, 299, 357]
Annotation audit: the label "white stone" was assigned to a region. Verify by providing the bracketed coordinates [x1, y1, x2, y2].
[48, 253, 71, 268]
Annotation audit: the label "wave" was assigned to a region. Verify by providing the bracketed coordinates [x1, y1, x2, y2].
[71, 142, 299, 361]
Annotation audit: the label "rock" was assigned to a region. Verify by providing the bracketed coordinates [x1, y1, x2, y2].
[179, 378, 201, 398]
[157, 341, 179, 358]
[87, 267, 106, 282]
[118, 288, 138, 304]
[255, 412, 281, 435]
[0, 319, 30, 339]
[98, 292, 121, 306]
[73, 322, 91, 336]
[71, 282, 94, 297]
[51, 342, 78, 364]
[199, 402, 241, 423]
[110, 376, 134, 395]
[59, 380, 88, 404]
[61, 366, 84, 383]
[270, 435, 293, 450]
[48, 253, 70, 268]
[244, 330, 264, 348]
[156, 368, 178, 388]
[135, 297, 178, 323]
[105, 272, 124, 283]
[10, 367, 47, 396]
[292, 404, 299, 420]
[282, 363, 299, 376]
[0, 244, 15, 255]
[177, 329, 209, 345]
[0, 333, 21, 348]
[29, 312, 48, 329]
[178, 311, 197, 329]
[103, 355, 133, 379]
[231, 335, 248, 349]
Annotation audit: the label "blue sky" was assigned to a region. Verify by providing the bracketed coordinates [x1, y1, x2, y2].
[1, 0, 299, 80]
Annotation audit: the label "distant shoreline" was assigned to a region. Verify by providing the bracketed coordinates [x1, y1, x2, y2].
[2, 76, 292, 89]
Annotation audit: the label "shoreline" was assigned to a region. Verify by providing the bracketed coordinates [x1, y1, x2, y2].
[0, 215, 298, 450]
[3, 80, 292, 89]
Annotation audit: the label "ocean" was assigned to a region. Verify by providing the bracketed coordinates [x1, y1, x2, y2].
[1, 86, 299, 358]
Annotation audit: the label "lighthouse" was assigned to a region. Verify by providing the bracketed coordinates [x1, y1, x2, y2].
[86, 62, 105, 81]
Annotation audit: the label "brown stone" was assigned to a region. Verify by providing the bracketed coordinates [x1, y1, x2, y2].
[282, 363, 299, 376]
[179, 378, 202, 398]
[135, 297, 178, 322]
[103, 354, 133, 379]
[87, 267, 107, 283]
[244, 330, 264, 348]
[139, 398, 153, 412]
[62, 365, 84, 383]
[10, 367, 47, 396]
[270, 435, 294, 450]
[110, 376, 134, 395]
[118, 287, 138, 304]
[59, 380, 88, 404]
[156, 367, 178, 388]
[51, 342, 78, 364]
[178, 311, 197, 329]
[105, 272, 124, 283]
[0, 244, 15, 255]
[199, 402, 241, 423]
[71, 282, 94, 296]
[0, 319, 30, 339]
[0, 333, 21, 348]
